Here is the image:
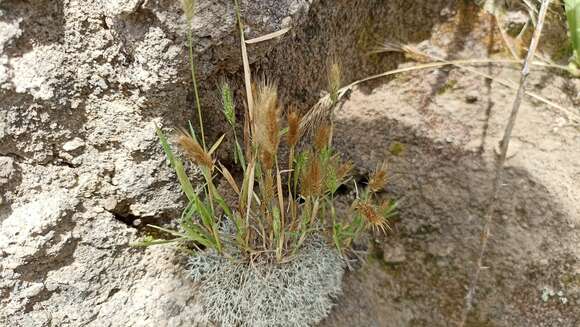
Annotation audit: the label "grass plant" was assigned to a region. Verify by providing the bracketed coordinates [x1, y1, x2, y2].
[136, 0, 395, 265]
[130, 1, 400, 325]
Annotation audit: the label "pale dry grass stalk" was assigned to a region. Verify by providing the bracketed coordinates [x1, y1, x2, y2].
[245, 27, 291, 44]
[233, 0, 254, 130]
[459, 0, 551, 325]
[328, 61, 342, 105]
[299, 95, 335, 138]
[375, 43, 580, 124]
[299, 54, 580, 140]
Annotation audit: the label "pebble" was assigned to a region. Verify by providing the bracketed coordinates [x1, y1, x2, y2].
[383, 244, 406, 263]
[103, 197, 118, 211]
[465, 93, 479, 103]
[63, 138, 85, 152]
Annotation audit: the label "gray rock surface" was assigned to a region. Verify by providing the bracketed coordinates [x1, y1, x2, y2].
[0, 0, 308, 325]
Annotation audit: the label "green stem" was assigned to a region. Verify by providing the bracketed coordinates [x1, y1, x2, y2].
[186, 27, 206, 150]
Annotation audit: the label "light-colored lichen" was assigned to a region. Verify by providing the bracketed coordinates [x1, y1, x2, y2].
[189, 237, 345, 327]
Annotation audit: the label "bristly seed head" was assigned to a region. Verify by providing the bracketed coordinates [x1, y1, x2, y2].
[355, 201, 388, 233]
[287, 109, 301, 148]
[181, 0, 196, 24]
[313, 125, 331, 152]
[302, 155, 322, 197]
[253, 80, 280, 169]
[368, 161, 388, 193]
[176, 129, 213, 169]
[336, 160, 353, 181]
[220, 81, 236, 126]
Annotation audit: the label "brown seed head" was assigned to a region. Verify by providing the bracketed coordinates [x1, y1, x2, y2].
[355, 201, 388, 233]
[287, 109, 301, 147]
[368, 161, 388, 193]
[176, 129, 213, 169]
[260, 150, 274, 170]
[263, 173, 275, 202]
[301, 155, 322, 197]
[313, 125, 331, 152]
[253, 81, 280, 161]
[336, 161, 353, 181]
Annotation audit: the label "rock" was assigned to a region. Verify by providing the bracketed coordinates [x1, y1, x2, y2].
[103, 197, 118, 211]
[0, 156, 15, 185]
[0, 0, 311, 325]
[465, 92, 479, 103]
[383, 244, 406, 264]
[62, 137, 85, 152]
[3, 0, 578, 326]
[427, 242, 454, 258]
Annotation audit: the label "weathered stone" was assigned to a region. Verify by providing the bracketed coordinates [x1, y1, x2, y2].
[2, 0, 578, 326]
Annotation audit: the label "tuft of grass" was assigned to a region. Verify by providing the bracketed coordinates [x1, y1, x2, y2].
[147, 76, 394, 262]
[141, 46, 395, 263]
[137, 2, 399, 324]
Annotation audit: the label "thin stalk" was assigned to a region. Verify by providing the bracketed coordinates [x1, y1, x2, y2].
[287, 146, 297, 230]
[186, 27, 206, 150]
[459, 1, 551, 326]
[275, 160, 285, 261]
[233, 0, 254, 131]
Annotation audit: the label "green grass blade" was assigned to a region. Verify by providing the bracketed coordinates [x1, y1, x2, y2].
[235, 140, 246, 171]
[130, 237, 185, 248]
[156, 127, 196, 201]
[565, 0, 580, 65]
[209, 134, 226, 155]
[146, 224, 189, 238]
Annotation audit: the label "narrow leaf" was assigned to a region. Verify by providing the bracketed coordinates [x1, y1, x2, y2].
[208, 134, 226, 155]
[245, 27, 291, 44]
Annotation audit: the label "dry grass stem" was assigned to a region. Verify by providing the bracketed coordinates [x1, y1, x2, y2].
[370, 44, 579, 124]
[245, 27, 291, 44]
[219, 162, 240, 195]
[328, 61, 342, 104]
[233, 0, 254, 128]
[459, 0, 552, 325]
